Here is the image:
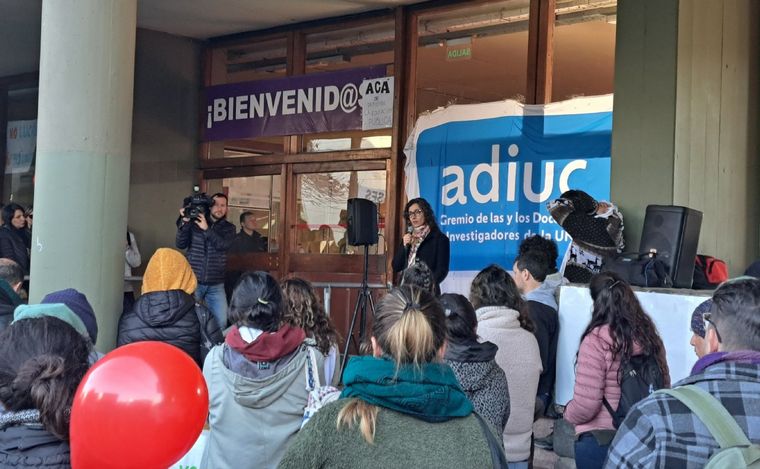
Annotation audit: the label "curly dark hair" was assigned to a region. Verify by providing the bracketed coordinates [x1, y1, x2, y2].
[400, 260, 435, 294]
[582, 272, 670, 385]
[470, 264, 534, 332]
[518, 235, 559, 274]
[0, 316, 91, 440]
[281, 278, 340, 355]
[404, 198, 439, 232]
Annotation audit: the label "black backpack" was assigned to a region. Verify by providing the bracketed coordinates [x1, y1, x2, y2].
[602, 253, 673, 288]
[603, 354, 664, 428]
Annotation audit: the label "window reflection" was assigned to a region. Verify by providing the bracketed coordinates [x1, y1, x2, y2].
[295, 170, 386, 255]
[205, 175, 281, 253]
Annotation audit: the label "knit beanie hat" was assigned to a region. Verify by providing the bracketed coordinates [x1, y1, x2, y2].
[142, 248, 197, 295]
[41, 288, 98, 344]
[13, 303, 89, 339]
[690, 298, 713, 338]
[744, 260, 760, 278]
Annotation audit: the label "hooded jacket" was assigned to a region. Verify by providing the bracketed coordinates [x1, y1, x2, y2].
[0, 410, 70, 468]
[201, 337, 325, 469]
[445, 339, 510, 431]
[116, 290, 222, 367]
[476, 305, 542, 462]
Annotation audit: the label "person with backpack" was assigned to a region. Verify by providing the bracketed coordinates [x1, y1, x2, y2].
[202, 271, 325, 469]
[605, 277, 760, 468]
[564, 272, 670, 469]
[117, 248, 223, 367]
[281, 277, 341, 385]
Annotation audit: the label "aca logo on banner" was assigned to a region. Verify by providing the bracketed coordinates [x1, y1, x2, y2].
[404, 96, 612, 278]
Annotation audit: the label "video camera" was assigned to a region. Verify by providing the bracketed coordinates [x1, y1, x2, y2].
[182, 192, 213, 222]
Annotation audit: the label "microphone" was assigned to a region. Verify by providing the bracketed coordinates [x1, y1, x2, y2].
[405, 224, 413, 254]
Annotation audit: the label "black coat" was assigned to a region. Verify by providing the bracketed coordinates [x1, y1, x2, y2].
[0, 226, 30, 274]
[117, 290, 223, 367]
[229, 230, 267, 254]
[392, 227, 451, 286]
[0, 282, 23, 334]
[0, 412, 70, 468]
[527, 300, 559, 399]
[175, 218, 235, 284]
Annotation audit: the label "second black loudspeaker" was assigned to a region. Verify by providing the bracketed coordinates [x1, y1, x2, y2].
[639, 205, 702, 288]
[347, 198, 378, 246]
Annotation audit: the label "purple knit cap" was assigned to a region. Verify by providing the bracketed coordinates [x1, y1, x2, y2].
[690, 298, 713, 338]
[41, 288, 98, 344]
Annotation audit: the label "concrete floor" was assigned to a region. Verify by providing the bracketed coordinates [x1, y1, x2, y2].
[533, 418, 559, 469]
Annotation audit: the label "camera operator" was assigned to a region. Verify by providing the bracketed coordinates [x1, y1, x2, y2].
[176, 192, 235, 329]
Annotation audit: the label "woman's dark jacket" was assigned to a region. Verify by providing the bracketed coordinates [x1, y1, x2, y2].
[392, 227, 451, 286]
[0, 226, 30, 274]
[117, 289, 223, 366]
[445, 339, 511, 431]
[0, 410, 70, 468]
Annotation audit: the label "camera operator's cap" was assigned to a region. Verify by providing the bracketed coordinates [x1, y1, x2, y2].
[142, 248, 197, 295]
[13, 303, 89, 339]
[41, 288, 98, 344]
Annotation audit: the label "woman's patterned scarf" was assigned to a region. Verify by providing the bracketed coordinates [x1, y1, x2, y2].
[407, 224, 431, 267]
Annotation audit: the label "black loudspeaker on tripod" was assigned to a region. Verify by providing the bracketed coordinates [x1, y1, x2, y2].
[347, 198, 379, 246]
[639, 205, 702, 288]
[341, 198, 379, 374]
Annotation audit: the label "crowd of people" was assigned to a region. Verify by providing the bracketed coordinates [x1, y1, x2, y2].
[0, 193, 759, 469]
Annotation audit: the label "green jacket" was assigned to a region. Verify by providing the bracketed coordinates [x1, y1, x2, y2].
[278, 399, 496, 469]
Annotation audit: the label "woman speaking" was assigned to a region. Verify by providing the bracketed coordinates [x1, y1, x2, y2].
[392, 197, 450, 294]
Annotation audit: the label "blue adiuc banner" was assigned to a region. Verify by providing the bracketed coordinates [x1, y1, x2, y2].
[404, 95, 613, 295]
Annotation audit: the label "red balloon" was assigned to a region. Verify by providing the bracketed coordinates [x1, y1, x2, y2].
[70, 341, 208, 469]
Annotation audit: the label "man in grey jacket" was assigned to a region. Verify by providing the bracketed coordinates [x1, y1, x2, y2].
[513, 249, 559, 419]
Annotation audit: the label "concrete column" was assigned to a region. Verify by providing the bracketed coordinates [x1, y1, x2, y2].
[31, 0, 137, 351]
[610, 0, 679, 251]
[611, 0, 760, 271]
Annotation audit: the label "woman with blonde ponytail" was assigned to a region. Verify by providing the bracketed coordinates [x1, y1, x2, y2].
[0, 316, 91, 468]
[279, 286, 501, 469]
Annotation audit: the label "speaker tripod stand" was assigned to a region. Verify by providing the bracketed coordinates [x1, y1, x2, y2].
[340, 245, 376, 374]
